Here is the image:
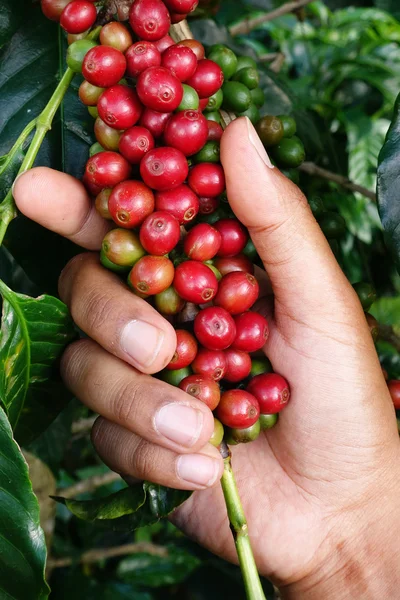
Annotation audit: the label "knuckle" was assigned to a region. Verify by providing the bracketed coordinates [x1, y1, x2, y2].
[111, 378, 144, 427]
[78, 289, 117, 333]
[130, 439, 157, 478]
[60, 338, 93, 384]
[91, 416, 108, 448]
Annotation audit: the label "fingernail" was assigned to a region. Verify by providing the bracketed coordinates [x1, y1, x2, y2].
[11, 171, 27, 195]
[176, 454, 220, 487]
[245, 117, 274, 169]
[120, 320, 164, 368]
[155, 403, 203, 447]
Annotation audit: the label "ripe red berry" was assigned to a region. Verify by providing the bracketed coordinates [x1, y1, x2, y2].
[177, 39, 205, 61]
[139, 210, 181, 255]
[232, 312, 269, 352]
[108, 180, 155, 228]
[82, 175, 102, 197]
[94, 117, 122, 151]
[154, 35, 175, 54]
[137, 67, 183, 112]
[100, 22, 133, 53]
[164, 110, 208, 156]
[179, 375, 220, 411]
[41, 0, 71, 21]
[216, 389, 260, 429]
[194, 306, 236, 351]
[214, 219, 248, 257]
[223, 349, 252, 383]
[125, 41, 161, 77]
[388, 380, 400, 409]
[214, 272, 259, 314]
[191, 347, 226, 381]
[119, 126, 155, 164]
[167, 330, 198, 370]
[188, 163, 225, 197]
[97, 85, 143, 130]
[85, 151, 131, 188]
[198, 97, 209, 111]
[170, 11, 187, 22]
[214, 254, 254, 276]
[247, 373, 290, 414]
[207, 120, 223, 141]
[174, 260, 218, 303]
[140, 146, 188, 191]
[161, 46, 197, 82]
[163, 0, 198, 12]
[198, 196, 219, 215]
[139, 108, 172, 138]
[186, 59, 224, 98]
[183, 223, 221, 261]
[155, 286, 185, 315]
[155, 184, 199, 224]
[128, 255, 174, 295]
[82, 46, 127, 87]
[129, 0, 171, 41]
[60, 0, 97, 34]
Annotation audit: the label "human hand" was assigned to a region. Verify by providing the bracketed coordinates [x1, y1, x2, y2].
[14, 117, 400, 599]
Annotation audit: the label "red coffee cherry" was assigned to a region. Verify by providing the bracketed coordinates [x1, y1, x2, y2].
[140, 146, 188, 191]
[207, 120, 223, 141]
[186, 59, 224, 98]
[155, 184, 199, 224]
[191, 347, 227, 381]
[139, 108, 172, 138]
[247, 373, 290, 414]
[94, 117, 122, 151]
[161, 46, 197, 82]
[85, 151, 131, 188]
[60, 0, 97, 34]
[214, 218, 248, 257]
[177, 39, 205, 61]
[82, 46, 127, 87]
[164, 110, 208, 156]
[125, 41, 161, 77]
[214, 254, 254, 276]
[41, 0, 71, 21]
[163, 0, 198, 12]
[100, 22, 133, 53]
[167, 330, 198, 370]
[223, 349, 252, 383]
[194, 306, 236, 351]
[79, 80, 105, 106]
[154, 35, 175, 54]
[188, 163, 225, 197]
[183, 223, 221, 261]
[128, 255, 174, 295]
[388, 380, 400, 409]
[108, 180, 155, 228]
[216, 389, 260, 429]
[139, 210, 181, 255]
[137, 67, 183, 112]
[232, 312, 269, 352]
[119, 126, 155, 164]
[179, 375, 220, 411]
[129, 0, 171, 42]
[214, 272, 259, 314]
[198, 196, 219, 215]
[174, 261, 218, 303]
[170, 12, 188, 24]
[97, 85, 143, 130]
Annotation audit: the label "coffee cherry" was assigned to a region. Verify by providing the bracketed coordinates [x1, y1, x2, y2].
[170, 12, 188, 23]
[206, 263, 222, 281]
[235, 55, 257, 72]
[154, 35, 175, 54]
[193, 140, 220, 164]
[160, 366, 191, 386]
[68, 31, 90, 45]
[198, 97, 210, 112]
[232, 66, 259, 90]
[272, 136, 305, 168]
[41, 0, 71, 21]
[60, 0, 97, 34]
[232, 312, 269, 352]
[90, 143, 104, 158]
[247, 373, 290, 414]
[278, 115, 297, 138]
[155, 286, 185, 315]
[194, 306, 236, 351]
[128, 255, 174, 295]
[250, 87, 265, 108]
[174, 261, 218, 304]
[140, 147, 188, 191]
[67, 39, 97, 73]
[388, 380, 400, 409]
[238, 103, 260, 125]
[167, 330, 198, 370]
[214, 219, 248, 257]
[191, 347, 226, 381]
[161, 46, 197, 82]
[119, 126, 155, 164]
[164, 111, 208, 157]
[97, 85, 143, 130]
[94, 118, 122, 151]
[95, 188, 112, 219]
[139, 108, 172, 138]
[204, 89, 223, 113]
[352, 282, 376, 311]
[319, 211, 346, 239]
[188, 163, 225, 197]
[82, 46, 127, 87]
[100, 22, 133, 53]
[210, 418, 224, 447]
[137, 67, 183, 112]
[223, 349, 252, 383]
[125, 41, 161, 77]
[222, 81, 251, 113]
[177, 85, 200, 111]
[216, 389, 260, 429]
[88, 106, 99, 119]
[164, 0, 198, 12]
[186, 59, 224, 98]
[129, 0, 171, 42]
[100, 249, 129, 274]
[259, 413, 278, 430]
[256, 116, 284, 148]
[198, 196, 219, 215]
[214, 271, 259, 315]
[102, 229, 146, 267]
[79, 80, 105, 106]
[139, 210, 181, 255]
[250, 357, 273, 378]
[177, 39, 205, 61]
[207, 120, 223, 142]
[214, 254, 254, 276]
[183, 223, 221, 261]
[108, 180, 155, 228]
[179, 374, 220, 410]
[225, 420, 261, 445]
[155, 184, 199, 224]
[208, 46, 238, 80]
[85, 151, 131, 188]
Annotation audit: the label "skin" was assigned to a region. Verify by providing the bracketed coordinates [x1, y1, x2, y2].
[13, 117, 400, 598]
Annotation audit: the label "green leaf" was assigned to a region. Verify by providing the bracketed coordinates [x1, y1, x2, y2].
[0, 405, 49, 599]
[0, 0, 24, 48]
[51, 571, 154, 600]
[0, 280, 76, 443]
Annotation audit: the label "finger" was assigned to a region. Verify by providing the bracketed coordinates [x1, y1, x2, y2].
[13, 167, 110, 249]
[59, 253, 176, 373]
[92, 417, 223, 491]
[61, 339, 215, 454]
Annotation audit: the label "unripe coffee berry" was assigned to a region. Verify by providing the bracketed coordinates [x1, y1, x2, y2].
[94, 118, 122, 151]
[164, 110, 208, 156]
[41, 0, 71, 21]
[139, 210, 181, 255]
[179, 375, 220, 410]
[225, 421, 261, 445]
[85, 151, 131, 188]
[194, 306, 236, 351]
[232, 312, 269, 352]
[100, 22, 133, 53]
[60, 0, 97, 34]
[82, 46, 127, 87]
[155, 286, 185, 315]
[137, 67, 183, 113]
[119, 126, 155, 164]
[102, 229, 145, 267]
[95, 188, 112, 219]
[108, 180, 155, 228]
[191, 347, 227, 381]
[128, 255, 174, 295]
[214, 271, 259, 314]
[155, 185, 199, 224]
[216, 389, 260, 429]
[167, 330, 198, 370]
[129, 0, 171, 42]
[125, 41, 161, 78]
[174, 261, 218, 304]
[79, 80, 105, 106]
[140, 147, 188, 191]
[259, 413, 278, 431]
[210, 418, 224, 447]
[247, 373, 290, 414]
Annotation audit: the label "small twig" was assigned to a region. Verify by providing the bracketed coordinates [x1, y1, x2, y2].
[379, 323, 400, 353]
[71, 416, 97, 435]
[269, 53, 285, 73]
[299, 162, 376, 202]
[57, 471, 121, 499]
[47, 542, 168, 569]
[258, 53, 280, 62]
[229, 0, 314, 36]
